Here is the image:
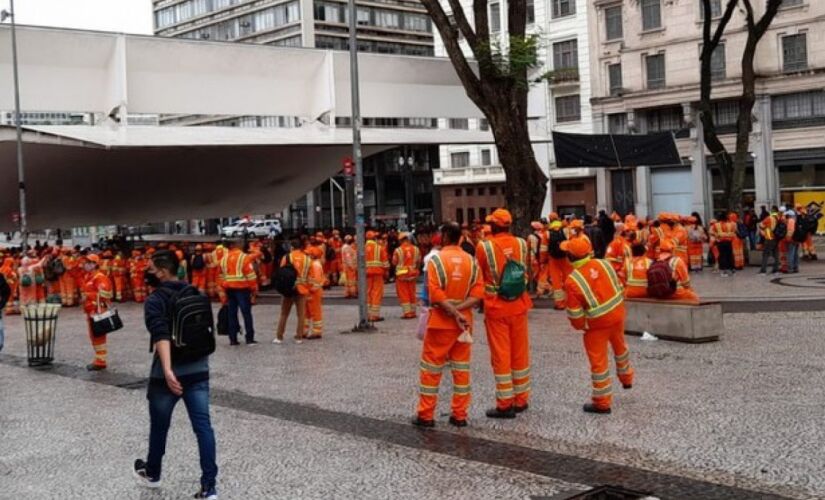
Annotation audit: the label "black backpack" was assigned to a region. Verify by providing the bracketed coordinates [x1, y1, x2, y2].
[191, 254, 205, 270]
[736, 222, 749, 240]
[792, 220, 808, 243]
[325, 245, 336, 262]
[548, 230, 567, 259]
[159, 286, 215, 363]
[460, 240, 476, 256]
[274, 254, 298, 297]
[773, 220, 788, 240]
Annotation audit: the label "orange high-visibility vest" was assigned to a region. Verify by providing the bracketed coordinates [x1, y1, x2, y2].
[393, 243, 421, 280]
[365, 240, 389, 276]
[220, 249, 257, 290]
[426, 245, 484, 329]
[565, 258, 626, 330]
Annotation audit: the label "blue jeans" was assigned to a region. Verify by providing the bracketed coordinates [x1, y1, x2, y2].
[787, 242, 800, 273]
[147, 380, 217, 488]
[227, 288, 254, 343]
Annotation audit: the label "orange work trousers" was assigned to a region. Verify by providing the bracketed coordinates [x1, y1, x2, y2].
[304, 290, 323, 337]
[582, 324, 633, 411]
[367, 274, 384, 320]
[344, 267, 358, 297]
[131, 278, 147, 303]
[191, 270, 207, 293]
[86, 317, 108, 368]
[484, 312, 530, 410]
[536, 263, 552, 297]
[113, 275, 128, 302]
[417, 327, 471, 421]
[206, 268, 219, 298]
[396, 278, 417, 318]
[548, 258, 572, 309]
[59, 274, 77, 306]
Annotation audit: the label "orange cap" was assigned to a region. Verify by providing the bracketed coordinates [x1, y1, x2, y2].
[560, 237, 592, 258]
[366, 230, 377, 239]
[175, 250, 184, 260]
[531, 221, 544, 230]
[86, 254, 101, 264]
[569, 219, 584, 230]
[659, 239, 675, 253]
[486, 208, 512, 227]
[131, 250, 141, 257]
[547, 212, 559, 221]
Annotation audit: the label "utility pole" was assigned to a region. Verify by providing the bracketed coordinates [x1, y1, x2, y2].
[2, 0, 27, 250]
[347, 0, 374, 332]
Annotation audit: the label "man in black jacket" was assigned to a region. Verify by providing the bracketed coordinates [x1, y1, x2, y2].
[133, 250, 218, 499]
[0, 272, 9, 352]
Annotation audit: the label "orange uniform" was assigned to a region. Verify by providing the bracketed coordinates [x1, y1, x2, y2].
[275, 249, 311, 342]
[111, 253, 129, 302]
[564, 256, 633, 411]
[129, 253, 148, 303]
[663, 255, 699, 303]
[341, 242, 358, 298]
[623, 256, 652, 299]
[670, 224, 689, 268]
[476, 232, 533, 411]
[647, 225, 670, 260]
[84, 269, 114, 369]
[1, 258, 19, 315]
[305, 257, 325, 337]
[605, 236, 631, 282]
[18, 257, 45, 307]
[220, 249, 258, 293]
[59, 253, 79, 306]
[417, 245, 484, 422]
[546, 224, 572, 310]
[393, 240, 421, 319]
[190, 250, 208, 294]
[365, 235, 389, 321]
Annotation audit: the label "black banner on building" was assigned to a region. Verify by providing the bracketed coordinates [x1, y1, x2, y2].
[552, 131, 681, 168]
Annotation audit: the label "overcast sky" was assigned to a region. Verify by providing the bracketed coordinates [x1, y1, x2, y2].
[3, 0, 153, 34]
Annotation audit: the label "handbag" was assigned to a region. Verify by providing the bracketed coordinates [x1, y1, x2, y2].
[91, 308, 123, 337]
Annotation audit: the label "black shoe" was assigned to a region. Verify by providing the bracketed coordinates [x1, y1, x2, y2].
[623, 384, 633, 390]
[448, 416, 468, 427]
[582, 403, 611, 414]
[485, 407, 516, 419]
[133, 459, 161, 488]
[229, 340, 240, 346]
[411, 416, 435, 428]
[86, 363, 106, 371]
[514, 404, 529, 414]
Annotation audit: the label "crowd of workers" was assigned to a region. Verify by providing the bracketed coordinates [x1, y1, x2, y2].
[0, 202, 820, 421]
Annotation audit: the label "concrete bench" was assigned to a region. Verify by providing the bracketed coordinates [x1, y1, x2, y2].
[625, 298, 724, 343]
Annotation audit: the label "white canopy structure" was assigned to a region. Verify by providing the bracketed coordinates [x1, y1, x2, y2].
[0, 25, 548, 231]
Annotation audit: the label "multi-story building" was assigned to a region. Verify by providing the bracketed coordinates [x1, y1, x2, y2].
[434, 0, 599, 222]
[0, 111, 88, 126]
[152, 0, 440, 229]
[588, 0, 825, 219]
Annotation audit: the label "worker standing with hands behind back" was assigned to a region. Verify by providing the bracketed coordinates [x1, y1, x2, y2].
[413, 223, 484, 428]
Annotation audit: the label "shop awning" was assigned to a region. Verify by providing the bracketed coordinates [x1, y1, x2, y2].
[553, 131, 682, 168]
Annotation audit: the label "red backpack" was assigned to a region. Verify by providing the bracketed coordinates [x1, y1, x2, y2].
[646, 260, 676, 298]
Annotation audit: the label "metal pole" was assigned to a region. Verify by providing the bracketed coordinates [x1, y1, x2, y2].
[6, 0, 27, 250]
[348, 0, 372, 331]
[329, 178, 335, 228]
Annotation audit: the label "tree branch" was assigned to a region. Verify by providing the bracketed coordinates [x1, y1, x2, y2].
[444, 0, 479, 55]
[419, 0, 483, 102]
[711, 0, 738, 47]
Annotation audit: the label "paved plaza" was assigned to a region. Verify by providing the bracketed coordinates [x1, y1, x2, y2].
[2, 265, 825, 499]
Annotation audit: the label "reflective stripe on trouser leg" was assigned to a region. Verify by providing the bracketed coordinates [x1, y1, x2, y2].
[583, 326, 613, 410]
[367, 275, 383, 319]
[510, 313, 530, 408]
[448, 341, 472, 420]
[485, 315, 523, 409]
[416, 330, 451, 421]
[610, 327, 634, 387]
[512, 366, 531, 408]
[87, 319, 107, 368]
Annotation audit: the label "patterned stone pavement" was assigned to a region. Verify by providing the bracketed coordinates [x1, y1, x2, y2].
[2, 272, 825, 498]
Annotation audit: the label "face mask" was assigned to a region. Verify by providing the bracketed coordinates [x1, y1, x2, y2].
[144, 272, 161, 288]
[83, 263, 95, 272]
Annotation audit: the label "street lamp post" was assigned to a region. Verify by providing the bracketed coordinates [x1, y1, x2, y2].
[2, 0, 28, 251]
[347, 0, 373, 331]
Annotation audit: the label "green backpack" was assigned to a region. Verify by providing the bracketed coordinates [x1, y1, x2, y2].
[483, 239, 527, 301]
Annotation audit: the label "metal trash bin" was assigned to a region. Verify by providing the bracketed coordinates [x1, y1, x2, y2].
[21, 303, 61, 367]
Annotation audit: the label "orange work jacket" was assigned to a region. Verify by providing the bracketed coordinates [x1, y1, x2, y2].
[426, 245, 485, 330]
[392, 242, 421, 281]
[220, 249, 258, 291]
[365, 239, 389, 277]
[475, 233, 533, 319]
[564, 257, 626, 331]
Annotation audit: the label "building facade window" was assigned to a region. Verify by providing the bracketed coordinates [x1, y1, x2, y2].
[781, 0, 803, 7]
[479, 118, 489, 130]
[712, 100, 739, 126]
[466, 188, 474, 196]
[701, 0, 722, 19]
[608, 63, 622, 96]
[645, 53, 665, 89]
[456, 208, 464, 224]
[641, 106, 683, 133]
[553, 39, 578, 70]
[455, 188, 462, 196]
[489, 1, 501, 33]
[481, 149, 492, 165]
[527, 0, 535, 24]
[467, 208, 476, 222]
[711, 43, 726, 81]
[555, 95, 581, 122]
[607, 113, 627, 134]
[782, 33, 808, 72]
[449, 118, 469, 130]
[605, 5, 623, 40]
[641, 0, 661, 31]
[552, 0, 575, 18]
[772, 91, 825, 122]
[451, 152, 471, 168]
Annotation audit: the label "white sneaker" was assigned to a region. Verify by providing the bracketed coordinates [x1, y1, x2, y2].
[294, 338, 303, 345]
[272, 338, 282, 344]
